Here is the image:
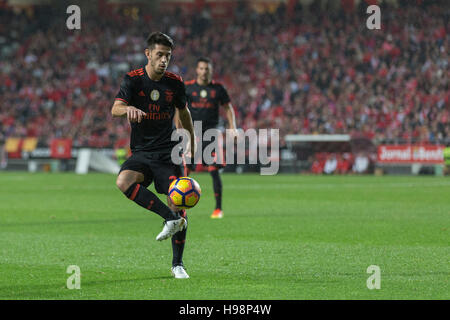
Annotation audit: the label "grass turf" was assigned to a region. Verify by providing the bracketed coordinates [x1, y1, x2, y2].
[0, 172, 448, 299]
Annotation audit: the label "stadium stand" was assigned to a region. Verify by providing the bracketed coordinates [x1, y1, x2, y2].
[0, 0, 448, 173]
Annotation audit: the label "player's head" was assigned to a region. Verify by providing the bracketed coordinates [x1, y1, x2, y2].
[145, 32, 174, 75]
[196, 57, 213, 84]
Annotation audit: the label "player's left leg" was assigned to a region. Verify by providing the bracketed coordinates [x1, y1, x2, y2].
[208, 134, 225, 219]
[171, 209, 189, 278]
[209, 166, 223, 219]
[152, 159, 190, 278]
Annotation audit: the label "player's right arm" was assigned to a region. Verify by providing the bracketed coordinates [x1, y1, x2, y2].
[111, 100, 146, 123]
[111, 74, 146, 123]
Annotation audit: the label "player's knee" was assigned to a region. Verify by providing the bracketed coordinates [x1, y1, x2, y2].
[209, 166, 218, 172]
[116, 175, 133, 193]
[210, 168, 220, 177]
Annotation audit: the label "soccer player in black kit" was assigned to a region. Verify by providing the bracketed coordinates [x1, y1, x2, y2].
[184, 57, 237, 219]
[111, 32, 195, 279]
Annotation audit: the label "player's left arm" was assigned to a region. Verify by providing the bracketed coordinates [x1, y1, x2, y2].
[219, 85, 237, 136]
[173, 109, 183, 129]
[223, 102, 238, 139]
[223, 102, 237, 131]
[175, 79, 195, 155]
[177, 106, 196, 157]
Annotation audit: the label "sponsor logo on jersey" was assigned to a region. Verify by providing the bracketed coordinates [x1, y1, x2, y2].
[150, 90, 160, 101]
[145, 103, 170, 120]
[165, 90, 174, 103]
[200, 90, 207, 98]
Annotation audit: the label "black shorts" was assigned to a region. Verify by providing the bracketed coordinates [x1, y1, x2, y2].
[119, 151, 188, 195]
[188, 134, 225, 172]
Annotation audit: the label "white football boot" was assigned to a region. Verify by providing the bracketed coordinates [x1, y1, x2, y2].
[156, 217, 187, 241]
[171, 265, 190, 279]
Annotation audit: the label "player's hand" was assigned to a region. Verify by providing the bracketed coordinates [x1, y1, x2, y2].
[167, 195, 181, 212]
[126, 106, 146, 123]
[227, 128, 239, 140]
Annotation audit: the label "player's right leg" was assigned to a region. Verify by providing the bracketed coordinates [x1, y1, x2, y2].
[116, 169, 186, 242]
[116, 161, 179, 222]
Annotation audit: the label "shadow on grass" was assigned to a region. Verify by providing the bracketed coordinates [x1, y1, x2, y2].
[0, 275, 173, 299]
[0, 217, 151, 228]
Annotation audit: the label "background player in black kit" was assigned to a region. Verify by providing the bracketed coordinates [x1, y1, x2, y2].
[184, 57, 237, 219]
[111, 32, 196, 279]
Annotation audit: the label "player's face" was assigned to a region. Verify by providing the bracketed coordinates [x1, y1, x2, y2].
[146, 44, 172, 75]
[196, 61, 212, 83]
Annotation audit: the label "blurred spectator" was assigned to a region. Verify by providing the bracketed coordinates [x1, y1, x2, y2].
[311, 158, 324, 174]
[0, 131, 6, 169]
[337, 153, 352, 174]
[323, 154, 338, 174]
[353, 153, 370, 174]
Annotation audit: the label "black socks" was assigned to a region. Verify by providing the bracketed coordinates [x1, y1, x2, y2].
[210, 169, 222, 210]
[124, 183, 177, 221]
[124, 183, 187, 267]
[172, 210, 188, 267]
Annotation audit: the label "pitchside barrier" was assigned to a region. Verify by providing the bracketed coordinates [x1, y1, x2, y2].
[1, 136, 447, 176]
[284, 135, 446, 176]
[3, 147, 268, 174]
[376, 144, 445, 176]
[1, 146, 119, 174]
[284, 134, 377, 174]
[1, 140, 270, 174]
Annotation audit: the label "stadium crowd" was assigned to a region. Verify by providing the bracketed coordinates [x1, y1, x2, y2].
[0, 0, 448, 151]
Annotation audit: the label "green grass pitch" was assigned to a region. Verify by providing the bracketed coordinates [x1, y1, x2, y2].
[0, 172, 448, 299]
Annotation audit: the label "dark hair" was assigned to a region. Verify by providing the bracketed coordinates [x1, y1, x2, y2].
[146, 32, 174, 50]
[197, 57, 212, 65]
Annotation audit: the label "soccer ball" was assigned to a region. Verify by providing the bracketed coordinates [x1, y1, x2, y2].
[168, 177, 201, 209]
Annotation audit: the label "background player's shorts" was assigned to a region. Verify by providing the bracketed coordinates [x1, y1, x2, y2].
[119, 152, 187, 195]
[188, 133, 225, 172]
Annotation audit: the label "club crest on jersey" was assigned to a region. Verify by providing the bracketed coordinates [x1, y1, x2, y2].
[150, 90, 160, 101]
[165, 90, 174, 102]
[200, 90, 207, 98]
[210, 90, 216, 98]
